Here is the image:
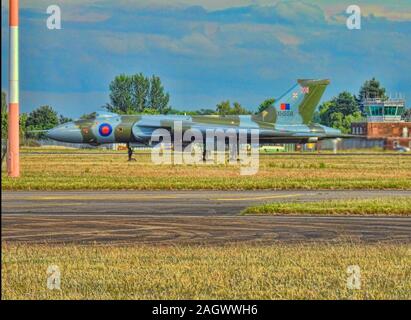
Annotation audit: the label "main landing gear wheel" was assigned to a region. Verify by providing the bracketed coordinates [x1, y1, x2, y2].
[127, 143, 137, 162]
[202, 147, 207, 162]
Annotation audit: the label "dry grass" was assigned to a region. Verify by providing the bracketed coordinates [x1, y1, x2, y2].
[2, 243, 410, 300]
[243, 197, 411, 216]
[2, 152, 411, 190]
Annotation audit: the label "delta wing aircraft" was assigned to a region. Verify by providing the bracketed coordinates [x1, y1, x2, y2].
[47, 79, 346, 160]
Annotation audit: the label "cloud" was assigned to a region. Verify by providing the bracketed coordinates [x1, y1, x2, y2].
[63, 10, 111, 23]
[273, 1, 325, 24]
[96, 31, 220, 57]
[179, 33, 221, 56]
[360, 5, 411, 21]
[2, 1, 411, 115]
[4, 0, 407, 21]
[318, 1, 411, 22]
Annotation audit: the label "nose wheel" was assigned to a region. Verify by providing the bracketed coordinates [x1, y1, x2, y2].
[127, 143, 136, 162]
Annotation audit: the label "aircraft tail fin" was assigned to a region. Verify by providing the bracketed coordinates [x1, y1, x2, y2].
[257, 79, 330, 125]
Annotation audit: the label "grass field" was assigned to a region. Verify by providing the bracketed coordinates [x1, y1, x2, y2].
[2, 149, 410, 300]
[243, 197, 411, 216]
[2, 243, 410, 300]
[2, 150, 411, 190]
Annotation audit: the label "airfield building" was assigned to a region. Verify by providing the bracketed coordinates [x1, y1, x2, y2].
[351, 97, 411, 150]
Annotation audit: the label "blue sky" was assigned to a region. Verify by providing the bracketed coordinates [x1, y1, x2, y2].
[1, 0, 411, 117]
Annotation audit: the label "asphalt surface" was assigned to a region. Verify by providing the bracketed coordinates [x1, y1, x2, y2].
[2, 190, 411, 245]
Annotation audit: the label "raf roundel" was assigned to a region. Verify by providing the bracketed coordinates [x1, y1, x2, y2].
[98, 123, 113, 137]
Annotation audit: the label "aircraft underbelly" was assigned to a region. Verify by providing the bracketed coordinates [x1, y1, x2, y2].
[131, 121, 322, 145]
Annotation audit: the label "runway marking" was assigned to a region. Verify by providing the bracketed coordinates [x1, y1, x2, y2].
[212, 193, 307, 201]
[2, 202, 84, 208]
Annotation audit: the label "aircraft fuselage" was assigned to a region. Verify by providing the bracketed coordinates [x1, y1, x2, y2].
[47, 112, 342, 146]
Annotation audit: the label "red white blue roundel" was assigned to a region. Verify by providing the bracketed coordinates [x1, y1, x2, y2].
[99, 123, 113, 137]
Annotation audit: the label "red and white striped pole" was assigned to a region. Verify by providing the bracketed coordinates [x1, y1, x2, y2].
[7, 0, 20, 177]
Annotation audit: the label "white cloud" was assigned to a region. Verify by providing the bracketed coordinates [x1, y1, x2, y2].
[63, 11, 111, 23]
[2, 0, 410, 113]
[274, 0, 325, 23]
[3, 0, 409, 22]
[96, 31, 221, 57]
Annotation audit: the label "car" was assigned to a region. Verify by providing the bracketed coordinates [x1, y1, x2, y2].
[394, 145, 411, 152]
[260, 145, 286, 153]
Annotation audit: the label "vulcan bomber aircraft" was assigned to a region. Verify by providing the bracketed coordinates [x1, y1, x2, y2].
[47, 79, 346, 160]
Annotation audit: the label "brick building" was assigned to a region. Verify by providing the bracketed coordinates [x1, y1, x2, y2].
[351, 98, 411, 150]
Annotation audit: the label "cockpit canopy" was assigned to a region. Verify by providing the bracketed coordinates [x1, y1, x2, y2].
[95, 111, 119, 118]
[76, 111, 119, 121]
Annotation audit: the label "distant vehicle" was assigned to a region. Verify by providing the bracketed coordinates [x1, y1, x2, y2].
[260, 145, 286, 153]
[394, 145, 410, 152]
[46, 79, 352, 161]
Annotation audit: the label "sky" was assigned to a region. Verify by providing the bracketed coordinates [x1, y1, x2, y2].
[1, 0, 411, 117]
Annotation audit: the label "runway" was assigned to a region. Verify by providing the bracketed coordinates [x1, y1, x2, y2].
[2, 190, 411, 245]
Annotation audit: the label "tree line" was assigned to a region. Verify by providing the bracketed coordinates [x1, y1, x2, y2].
[1, 93, 72, 141]
[105, 73, 170, 114]
[105, 73, 253, 116]
[314, 78, 392, 133]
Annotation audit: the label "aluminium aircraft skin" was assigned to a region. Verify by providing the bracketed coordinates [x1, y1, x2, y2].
[47, 79, 346, 152]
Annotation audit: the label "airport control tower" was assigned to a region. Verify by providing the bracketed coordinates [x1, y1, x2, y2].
[351, 97, 411, 150]
[362, 97, 406, 122]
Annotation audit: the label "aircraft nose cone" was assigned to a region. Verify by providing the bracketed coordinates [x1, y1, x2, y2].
[46, 123, 83, 143]
[46, 127, 64, 141]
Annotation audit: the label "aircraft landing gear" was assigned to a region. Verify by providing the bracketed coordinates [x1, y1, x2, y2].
[202, 147, 207, 162]
[228, 143, 239, 162]
[127, 143, 136, 162]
